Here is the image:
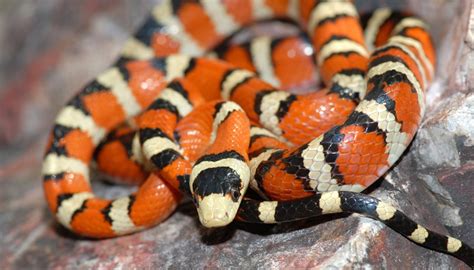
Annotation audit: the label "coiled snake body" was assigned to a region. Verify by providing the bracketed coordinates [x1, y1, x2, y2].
[42, 0, 473, 266]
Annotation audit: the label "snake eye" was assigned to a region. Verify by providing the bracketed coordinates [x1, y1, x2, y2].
[230, 189, 240, 202]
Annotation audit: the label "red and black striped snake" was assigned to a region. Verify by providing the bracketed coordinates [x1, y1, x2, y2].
[42, 0, 473, 266]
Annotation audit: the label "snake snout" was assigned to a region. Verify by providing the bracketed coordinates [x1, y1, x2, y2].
[190, 161, 250, 227]
[196, 193, 239, 228]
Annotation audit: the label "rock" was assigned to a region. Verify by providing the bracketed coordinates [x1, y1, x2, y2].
[0, 0, 472, 269]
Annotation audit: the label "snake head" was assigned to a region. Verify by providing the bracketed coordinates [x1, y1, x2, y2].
[190, 153, 250, 228]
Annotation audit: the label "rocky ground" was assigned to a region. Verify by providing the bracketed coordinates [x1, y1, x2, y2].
[0, 0, 473, 269]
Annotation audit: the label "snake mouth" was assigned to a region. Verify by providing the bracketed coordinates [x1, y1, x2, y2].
[195, 194, 239, 228]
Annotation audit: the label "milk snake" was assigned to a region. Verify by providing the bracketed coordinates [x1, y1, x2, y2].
[42, 0, 473, 266]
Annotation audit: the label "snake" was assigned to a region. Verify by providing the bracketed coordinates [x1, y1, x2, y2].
[41, 0, 474, 266]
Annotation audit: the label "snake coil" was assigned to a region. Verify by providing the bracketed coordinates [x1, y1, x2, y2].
[42, 0, 473, 266]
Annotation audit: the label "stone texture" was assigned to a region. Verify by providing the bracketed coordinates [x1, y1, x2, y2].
[0, 0, 473, 269]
